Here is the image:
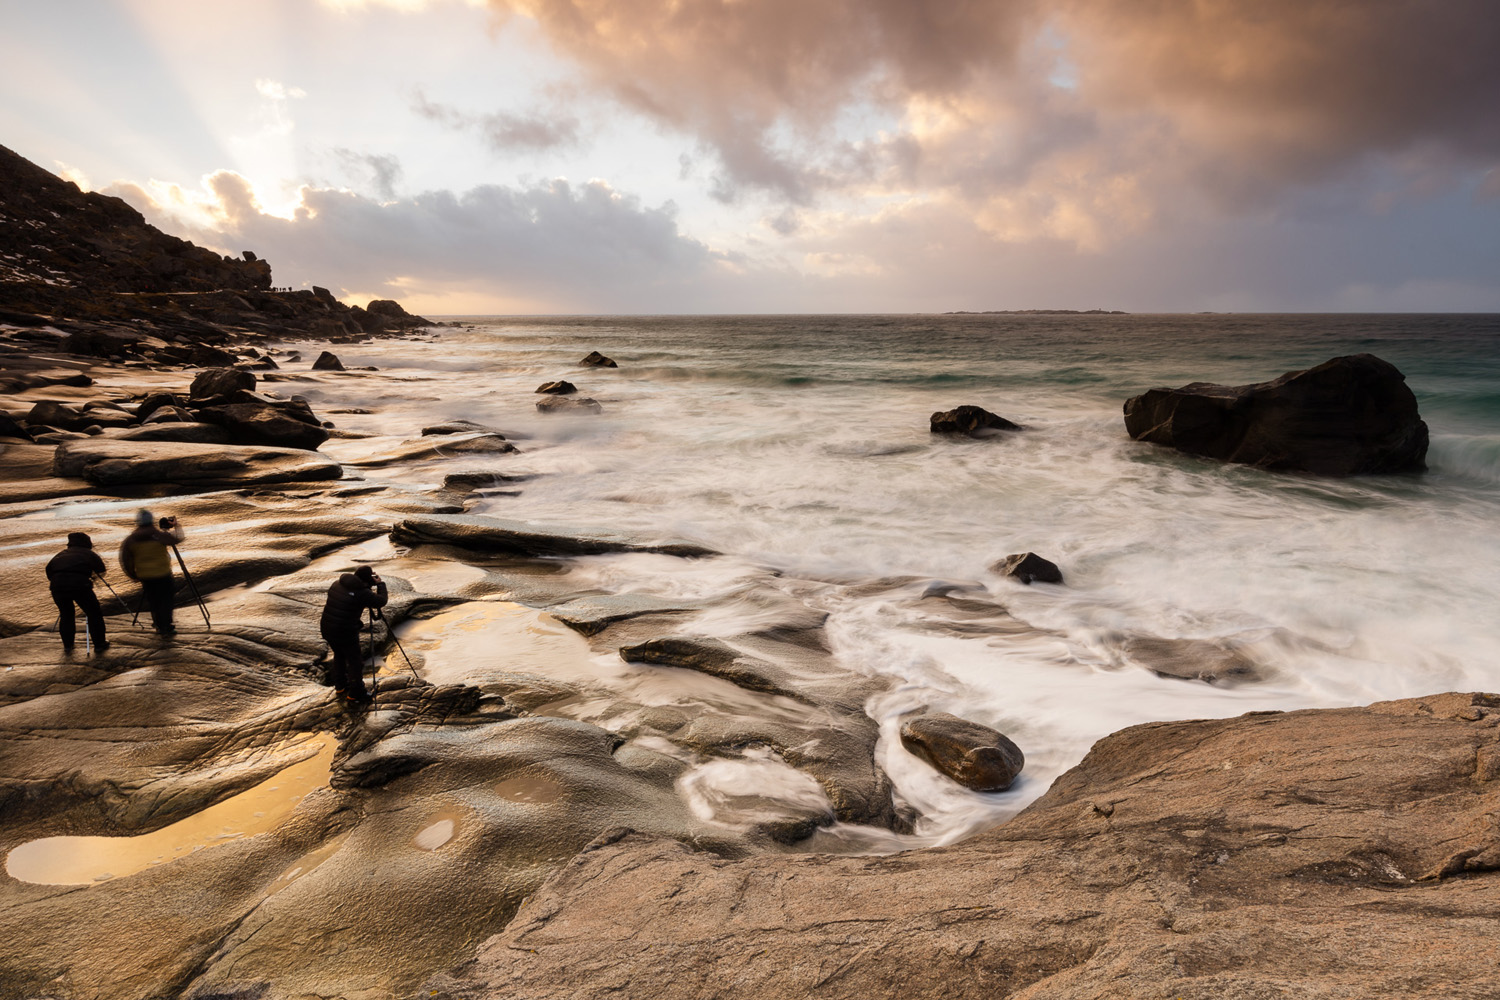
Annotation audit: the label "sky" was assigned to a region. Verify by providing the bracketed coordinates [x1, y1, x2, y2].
[2, 0, 1498, 314]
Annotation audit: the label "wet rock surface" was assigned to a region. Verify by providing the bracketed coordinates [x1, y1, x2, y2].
[52, 438, 342, 487]
[536, 395, 603, 414]
[930, 404, 1021, 436]
[433, 694, 1500, 1000]
[994, 551, 1064, 585]
[391, 513, 718, 558]
[900, 712, 1025, 791]
[1123, 353, 1429, 476]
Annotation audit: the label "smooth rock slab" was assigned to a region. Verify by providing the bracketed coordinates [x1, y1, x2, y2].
[390, 513, 718, 558]
[900, 712, 1025, 791]
[435, 694, 1500, 1000]
[1123, 353, 1429, 476]
[53, 439, 342, 487]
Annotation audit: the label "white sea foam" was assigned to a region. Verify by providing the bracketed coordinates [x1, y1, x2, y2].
[301, 315, 1500, 844]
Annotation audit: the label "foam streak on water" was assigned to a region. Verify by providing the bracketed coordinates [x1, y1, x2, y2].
[306, 314, 1500, 842]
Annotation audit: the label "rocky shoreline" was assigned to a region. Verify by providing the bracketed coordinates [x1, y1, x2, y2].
[0, 144, 1495, 999]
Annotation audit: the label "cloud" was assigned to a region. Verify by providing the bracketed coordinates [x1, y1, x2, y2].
[489, 0, 1500, 242]
[111, 170, 723, 312]
[254, 79, 306, 102]
[413, 89, 580, 153]
[331, 148, 404, 200]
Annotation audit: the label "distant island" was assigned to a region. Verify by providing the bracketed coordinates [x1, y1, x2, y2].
[943, 308, 1129, 315]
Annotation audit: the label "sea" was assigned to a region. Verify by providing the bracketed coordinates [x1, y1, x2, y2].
[297, 313, 1500, 848]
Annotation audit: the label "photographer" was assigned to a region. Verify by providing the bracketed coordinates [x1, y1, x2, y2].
[119, 509, 185, 638]
[46, 532, 109, 655]
[320, 565, 388, 706]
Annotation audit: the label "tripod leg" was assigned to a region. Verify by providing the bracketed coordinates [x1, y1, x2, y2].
[171, 546, 211, 629]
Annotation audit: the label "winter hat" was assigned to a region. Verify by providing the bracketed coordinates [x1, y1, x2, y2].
[354, 565, 376, 584]
[67, 532, 92, 548]
[135, 508, 154, 528]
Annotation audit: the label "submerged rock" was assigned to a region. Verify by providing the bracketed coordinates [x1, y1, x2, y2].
[579, 350, 618, 368]
[536, 395, 603, 414]
[900, 712, 1025, 791]
[421, 419, 508, 437]
[1122, 635, 1262, 685]
[390, 513, 717, 558]
[930, 405, 1021, 436]
[620, 636, 813, 704]
[536, 380, 577, 394]
[1123, 353, 1429, 476]
[994, 552, 1064, 585]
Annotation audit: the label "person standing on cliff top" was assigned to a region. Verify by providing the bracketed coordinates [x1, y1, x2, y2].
[320, 566, 388, 706]
[46, 532, 109, 656]
[119, 509, 185, 638]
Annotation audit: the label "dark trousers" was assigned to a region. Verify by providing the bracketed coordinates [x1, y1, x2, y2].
[321, 624, 369, 694]
[140, 575, 175, 634]
[51, 586, 105, 650]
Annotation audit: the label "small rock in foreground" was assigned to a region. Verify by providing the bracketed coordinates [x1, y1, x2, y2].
[312, 351, 345, 371]
[579, 351, 617, 368]
[900, 712, 1025, 792]
[994, 552, 1064, 585]
[930, 405, 1021, 436]
[1122, 353, 1428, 476]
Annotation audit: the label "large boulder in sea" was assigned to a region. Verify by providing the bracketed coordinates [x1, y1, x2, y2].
[52, 439, 341, 487]
[1123, 353, 1428, 476]
[579, 350, 618, 368]
[899, 713, 1025, 792]
[930, 405, 1021, 436]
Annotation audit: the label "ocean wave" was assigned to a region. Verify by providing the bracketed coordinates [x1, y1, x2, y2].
[1427, 433, 1500, 485]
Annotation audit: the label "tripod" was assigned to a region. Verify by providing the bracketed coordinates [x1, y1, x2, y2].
[373, 608, 420, 681]
[170, 545, 211, 629]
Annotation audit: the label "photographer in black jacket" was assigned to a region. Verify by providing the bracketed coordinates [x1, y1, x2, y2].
[320, 565, 388, 705]
[46, 532, 109, 655]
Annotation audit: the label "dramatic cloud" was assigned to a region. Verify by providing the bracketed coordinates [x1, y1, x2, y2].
[413, 90, 580, 153]
[491, 0, 1500, 243]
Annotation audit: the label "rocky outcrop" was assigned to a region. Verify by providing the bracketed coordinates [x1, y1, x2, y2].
[1123, 353, 1429, 476]
[899, 712, 1025, 791]
[994, 551, 1064, 585]
[536, 380, 577, 394]
[580, 351, 618, 368]
[0, 144, 429, 343]
[52, 439, 342, 487]
[930, 404, 1021, 436]
[390, 513, 717, 558]
[312, 350, 345, 371]
[432, 693, 1500, 1000]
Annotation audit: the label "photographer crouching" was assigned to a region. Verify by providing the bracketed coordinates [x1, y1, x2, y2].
[320, 566, 388, 706]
